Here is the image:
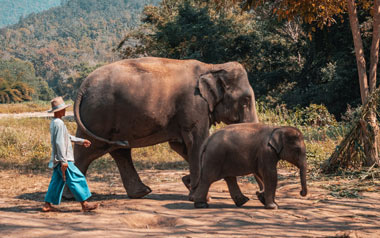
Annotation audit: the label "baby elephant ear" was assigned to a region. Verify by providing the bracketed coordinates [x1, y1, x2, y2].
[198, 71, 225, 112]
[268, 128, 283, 154]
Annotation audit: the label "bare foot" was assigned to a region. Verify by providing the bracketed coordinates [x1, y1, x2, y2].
[81, 201, 98, 212]
[42, 203, 59, 212]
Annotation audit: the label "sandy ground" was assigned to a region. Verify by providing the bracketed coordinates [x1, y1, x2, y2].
[0, 169, 379, 238]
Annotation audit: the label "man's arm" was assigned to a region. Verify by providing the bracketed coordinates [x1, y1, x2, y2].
[69, 135, 85, 144]
[69, 135, 91, 147]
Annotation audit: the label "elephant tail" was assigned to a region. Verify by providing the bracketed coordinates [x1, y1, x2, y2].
[74, 88, 130, 147]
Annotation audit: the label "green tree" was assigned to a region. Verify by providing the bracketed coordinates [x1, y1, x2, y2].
[0, 57, 54, 102]
[118, 0, 306, 105]
[55, 63, 103, 100]
[0, 0, 159, 95]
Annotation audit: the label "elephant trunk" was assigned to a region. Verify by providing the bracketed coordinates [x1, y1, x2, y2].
[299, 162, 308, 197]
[241, 90, 259, 123]
[251, 93, 259, 123]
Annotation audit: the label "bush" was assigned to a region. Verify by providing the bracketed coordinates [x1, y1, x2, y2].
[294, 104, 337, 126]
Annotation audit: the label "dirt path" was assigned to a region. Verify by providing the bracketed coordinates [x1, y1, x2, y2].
[0, 169, 379, 237]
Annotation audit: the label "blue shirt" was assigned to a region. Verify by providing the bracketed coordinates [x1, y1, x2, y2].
[48, 118, 85, 168]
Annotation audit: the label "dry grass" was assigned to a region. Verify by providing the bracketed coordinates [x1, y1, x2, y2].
[0, 118, 51, 170]
[0, 117, 185, 173]
[0, 100, 73, 113]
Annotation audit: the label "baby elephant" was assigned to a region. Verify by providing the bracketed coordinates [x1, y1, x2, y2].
[193, 123, 308, 209]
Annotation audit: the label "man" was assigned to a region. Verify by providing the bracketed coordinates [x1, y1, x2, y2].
[42, 96, 98, 212]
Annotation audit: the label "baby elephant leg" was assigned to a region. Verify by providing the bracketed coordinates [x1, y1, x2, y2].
[225, 177, 249, 207]
[263, 171, 278, 209]
[193, 179, 212, 208]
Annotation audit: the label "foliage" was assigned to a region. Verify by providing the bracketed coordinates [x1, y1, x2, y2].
[55, 63, 103, 100]
[221, 0, 374, 28]
[0, 0, 61, 28]
[0, 78, 34, 103]
[119, 0, 305, 106]
[0, 57, 54, 102]
[280, 11, 375, 117]
[294, 104, 337, 127]
[0, 0, 159, 95]
[118, 0, 378, 118]
[119, 0, 257, 64]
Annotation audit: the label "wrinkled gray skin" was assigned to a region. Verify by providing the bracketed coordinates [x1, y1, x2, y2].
[73, 57, 259, 199]
[193, 123, 308, 209]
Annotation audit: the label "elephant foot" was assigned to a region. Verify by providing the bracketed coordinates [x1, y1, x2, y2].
[265, 202, 278, 210]
[127, 185, 152, 199]
[233, 195, 249, 207]
[189, 191, 211, 202]
[194, 202, 209, 208]
[256, 191, 265, 205]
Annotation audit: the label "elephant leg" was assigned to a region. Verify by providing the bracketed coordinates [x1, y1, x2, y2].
[193, 178, 212, 209]
[253, 173, 265, 205]
[169, 141, 188, 161]
[169, 142, 191, 190]
[110, 148, 152, 198]
[225, 176, 249, 207]
[74, 143, 109, 175]
[182, 130, 209, 197]
[263, 168, 278, 209]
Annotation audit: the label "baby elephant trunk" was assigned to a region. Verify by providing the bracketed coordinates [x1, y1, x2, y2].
[299, 162, 308, 197]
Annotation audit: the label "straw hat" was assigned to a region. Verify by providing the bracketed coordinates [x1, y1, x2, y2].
[48, 96, 71, 113]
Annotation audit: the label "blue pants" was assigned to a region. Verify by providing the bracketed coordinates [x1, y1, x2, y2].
[44, 162, 92, 205]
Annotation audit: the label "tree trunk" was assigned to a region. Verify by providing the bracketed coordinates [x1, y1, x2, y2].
[347, 0, 369, 104]
[347, 0, 378, 166]
[369, 0, 380, 92]
[367, 0, 380, 167]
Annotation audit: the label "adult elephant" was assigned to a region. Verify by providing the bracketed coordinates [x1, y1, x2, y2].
[73, 57, 259, 199]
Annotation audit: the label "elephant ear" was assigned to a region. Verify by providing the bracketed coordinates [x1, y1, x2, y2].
[198, 71, 226, 112]
[268, 128, 283, 155]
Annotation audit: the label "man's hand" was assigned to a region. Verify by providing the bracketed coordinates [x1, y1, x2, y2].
[61, 163, 68, 182]
[83, 139, 91, 148]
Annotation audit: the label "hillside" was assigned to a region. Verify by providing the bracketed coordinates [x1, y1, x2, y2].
[0, 0, 61, 28]
[0, 0, 159, 98]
